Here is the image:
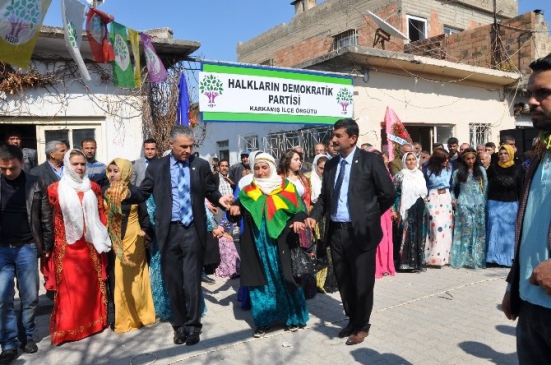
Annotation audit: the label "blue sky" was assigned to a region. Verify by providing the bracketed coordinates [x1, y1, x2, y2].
[43, 0, 551, 62]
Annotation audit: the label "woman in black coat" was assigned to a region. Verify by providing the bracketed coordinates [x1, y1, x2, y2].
[229, 153, 309, 338]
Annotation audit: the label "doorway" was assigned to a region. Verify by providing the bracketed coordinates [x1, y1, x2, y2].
[407, 126, 433, 153]
[381, 124, 454, 153]
[0, 125, 37, 149]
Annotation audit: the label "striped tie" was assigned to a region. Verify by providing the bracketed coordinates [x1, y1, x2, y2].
[178, 162, 192, 225]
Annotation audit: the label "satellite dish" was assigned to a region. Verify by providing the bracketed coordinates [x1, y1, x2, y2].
[86, 0, 105, 7]
[366, 10, 408, 49]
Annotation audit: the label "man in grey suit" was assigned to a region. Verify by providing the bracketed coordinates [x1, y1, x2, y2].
[5, 129, 37, 173]
[30, 141, 67, 186]
[130, 138, 158, 186]
[306, 118, 395, 346]
[125, 126, 233, 346]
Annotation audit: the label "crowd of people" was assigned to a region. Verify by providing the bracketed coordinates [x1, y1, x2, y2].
[3, 56, 551, 364]
[0, 123, 536, 362]
[356, 135, 523, 273]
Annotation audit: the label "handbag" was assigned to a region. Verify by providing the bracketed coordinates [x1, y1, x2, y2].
[291, 229, 317, 278]
[314, 242, 329, 271]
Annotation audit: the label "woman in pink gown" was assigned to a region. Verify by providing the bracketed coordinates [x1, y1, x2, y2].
[368, 148, 395, 278]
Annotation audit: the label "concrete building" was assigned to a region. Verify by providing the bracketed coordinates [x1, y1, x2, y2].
[298, 47, 519, 149]
[0, 26, 199, 163]
[236, 0, 522, 150]
[405, 10, 551, 150]
[238, 0, 518, 67]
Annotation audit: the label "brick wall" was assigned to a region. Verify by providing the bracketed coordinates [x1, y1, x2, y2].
[238, 0, 397, 66]
[405, 12, 551, 75]
[400, 0, 514, 38]
[404, 35, 446, 59]
[237, 0, 517, 68]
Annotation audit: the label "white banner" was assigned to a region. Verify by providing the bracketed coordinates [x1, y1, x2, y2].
[199, 63, 354, 124]
[62, 0, 90, 81]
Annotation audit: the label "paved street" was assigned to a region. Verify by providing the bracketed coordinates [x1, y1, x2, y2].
[14, 266, 517, 365]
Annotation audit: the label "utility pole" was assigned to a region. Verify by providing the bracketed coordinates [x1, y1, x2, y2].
[490, 0, 502, 69]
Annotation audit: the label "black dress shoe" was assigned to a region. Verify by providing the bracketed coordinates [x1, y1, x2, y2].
[173, 328, 187, 345]
[186, 332, 200, 346]
[0, 349, 17, 365]
[201, 275, 215, 285]
[253, 326, 269, 338]
[338, 323, 354, 338]
[21, 339, 38, 353]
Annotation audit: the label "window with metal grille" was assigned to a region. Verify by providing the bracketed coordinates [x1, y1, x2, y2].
[259, 59, 274, 66]
[469, 123, 491, 147]
[263, 126, 332, 160]
[244, 135, 259, 151]
[333, 29, 358, 51]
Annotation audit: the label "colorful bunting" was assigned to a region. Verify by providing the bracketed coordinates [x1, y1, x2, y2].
[110, 22, 134, 88]
[85, 7, 114, 63]
[177, 73, 190, 125]
[127, 28, 141, 88]
[140, 32, 167, 84]
[0, 0, 52, 69]
[61, 0, 90, 81]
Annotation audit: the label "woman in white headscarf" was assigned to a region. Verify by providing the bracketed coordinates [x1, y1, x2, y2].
[229, 153, 309, 338]
[306, 154, 327, 205]
[45, 149, 112, 345]
[391, 151, 428, 272]
[237, 150, 262, 190]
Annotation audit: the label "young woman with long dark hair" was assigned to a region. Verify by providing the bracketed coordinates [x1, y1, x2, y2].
[450, 148, 487, 269]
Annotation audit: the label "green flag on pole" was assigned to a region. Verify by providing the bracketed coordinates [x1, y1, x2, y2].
[110, 22, 135, 88]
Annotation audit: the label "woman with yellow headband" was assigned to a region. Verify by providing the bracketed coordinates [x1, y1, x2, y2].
[450, 148, 488, 269]
[485, 144, 524, 267]
[104, 158, 156, 333]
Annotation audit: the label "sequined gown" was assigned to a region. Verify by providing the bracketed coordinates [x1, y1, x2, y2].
[46, 182, 108, 345]
[249, 218, 309, 327]
[450, 167, 487, 269]
[146, 197, 173, 321]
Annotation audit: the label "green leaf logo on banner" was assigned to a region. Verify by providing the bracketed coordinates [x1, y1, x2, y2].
[0, 0, 42, 45]
[110, 21, 134, 88]
[89, 13, 103, 42]
[67, 21, 77, 48]
[336, 88, 353, 114]
[199, 74, 223, 106]
[114, 33, 129, 71]
[145, 47, 160, 73]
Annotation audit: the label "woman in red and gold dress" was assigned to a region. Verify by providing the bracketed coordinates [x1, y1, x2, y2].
[44, 149, 112, 345]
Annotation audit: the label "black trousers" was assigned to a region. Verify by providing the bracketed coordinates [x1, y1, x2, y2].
[517, 301, 551, 364]
[329, 225, 376, 332]
[162, 222, 205, 333]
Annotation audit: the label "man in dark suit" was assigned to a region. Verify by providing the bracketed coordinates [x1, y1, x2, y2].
[30, 140, 66, 186]
[306, 118, 395, 346]
[125, 126, 233, 346]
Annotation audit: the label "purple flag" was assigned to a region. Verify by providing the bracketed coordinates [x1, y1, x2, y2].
[177, 73, 190, 125]
[140, 33, 167, 84]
